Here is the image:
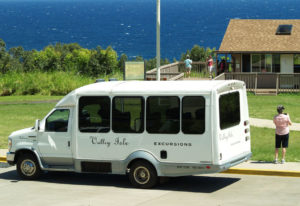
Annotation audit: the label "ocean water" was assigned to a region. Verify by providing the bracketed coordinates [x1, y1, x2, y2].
[0, 0, 300, 60]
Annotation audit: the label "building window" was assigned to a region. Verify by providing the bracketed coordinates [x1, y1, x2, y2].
[146, 96, 180, 134]
[272, 54, 280, 73]
[276, 25, 293, 35]
[252, 54, 262, 72]
[182, 96, 205, 134]
[265, 54, 272, 72]
[294, 54, 300, 73]
[251, 54, 279, 73]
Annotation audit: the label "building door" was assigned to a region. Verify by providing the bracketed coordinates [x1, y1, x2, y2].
[280, 54, 293, 74]
[242, 54, 250, 72]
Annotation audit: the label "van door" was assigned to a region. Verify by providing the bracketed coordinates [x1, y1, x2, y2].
[217, 90, 250, 162]
[37, 108, 73, 166]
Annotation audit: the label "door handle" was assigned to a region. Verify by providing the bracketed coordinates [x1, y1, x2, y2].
[68, 141, 71, 147]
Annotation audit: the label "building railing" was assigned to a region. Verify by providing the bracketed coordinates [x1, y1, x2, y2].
[221, 73, 300, 93]
[146, 61, 208, 80]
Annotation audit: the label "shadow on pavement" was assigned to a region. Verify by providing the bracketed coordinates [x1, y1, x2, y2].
[0, 169, 240, 193]
[250, 161, 274, 164]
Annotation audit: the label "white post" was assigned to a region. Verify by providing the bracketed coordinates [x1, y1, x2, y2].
[156, 0, 160, 81]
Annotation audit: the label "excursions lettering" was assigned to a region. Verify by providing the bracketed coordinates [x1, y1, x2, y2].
[153, 142, 192, 147]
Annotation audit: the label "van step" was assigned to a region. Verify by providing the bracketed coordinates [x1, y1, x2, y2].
[43, 165, 75, 172]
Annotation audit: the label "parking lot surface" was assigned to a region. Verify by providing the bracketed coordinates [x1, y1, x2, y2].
[1, 166, 300, 206]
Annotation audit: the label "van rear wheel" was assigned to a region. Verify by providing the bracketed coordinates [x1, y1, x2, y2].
[129, 161, 158, 189]
[17, 154, 41, 180]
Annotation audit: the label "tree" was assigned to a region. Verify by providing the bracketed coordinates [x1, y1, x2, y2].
[190, 45, 206, 61]
[9, 46, 24, 61]
[0, 39, 9, 73]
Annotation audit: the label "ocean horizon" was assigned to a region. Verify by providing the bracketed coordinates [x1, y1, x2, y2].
[1, 0, 300, 60]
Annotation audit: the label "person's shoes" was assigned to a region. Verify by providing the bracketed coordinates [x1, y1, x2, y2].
[274, 159, 279, 164]
[281, 159, 285, 164]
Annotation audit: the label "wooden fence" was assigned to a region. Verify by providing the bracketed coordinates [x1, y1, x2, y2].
[215, 73, 300, 93]
[146, 61, 208, 80]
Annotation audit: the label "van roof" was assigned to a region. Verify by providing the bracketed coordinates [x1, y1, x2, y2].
[56, 80, 244, 107]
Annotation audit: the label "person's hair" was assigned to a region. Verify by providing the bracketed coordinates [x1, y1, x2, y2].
[277, 105, 285, 114]
[186, 55, 190, 59]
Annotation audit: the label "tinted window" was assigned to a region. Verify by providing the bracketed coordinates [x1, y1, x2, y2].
[182, 96, 205, 134]
[79, 96, 110, 133]
[112, 97, 144, 133]
[219, 92, 240, 130]
[146, 96, 180, 134]
[46, 109, 70, 132]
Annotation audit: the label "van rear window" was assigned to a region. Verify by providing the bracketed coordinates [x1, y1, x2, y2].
[219, 92, 240, 130]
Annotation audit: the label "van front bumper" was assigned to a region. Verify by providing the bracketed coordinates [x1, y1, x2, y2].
[6, 152, 15, 165]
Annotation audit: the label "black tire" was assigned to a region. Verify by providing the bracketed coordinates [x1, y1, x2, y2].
[128, 161, 158, 189]
[17, 154, 42, 180]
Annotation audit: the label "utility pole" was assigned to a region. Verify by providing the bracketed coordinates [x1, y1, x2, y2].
[156, 0, 160, 81]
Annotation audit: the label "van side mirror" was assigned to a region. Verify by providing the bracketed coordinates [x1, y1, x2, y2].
[34, 119, 40, 132]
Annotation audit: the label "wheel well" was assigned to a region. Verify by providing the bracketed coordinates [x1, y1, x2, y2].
[14, 149, 37, 164]
[127, 158, 157, 174]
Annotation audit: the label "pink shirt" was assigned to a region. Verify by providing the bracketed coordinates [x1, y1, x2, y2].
[208, 59, 213, 67]
[273, 114, 292, 135]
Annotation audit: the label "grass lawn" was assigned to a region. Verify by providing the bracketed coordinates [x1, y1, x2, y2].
[0, 103, 56, 148]
[0, 95, 62, 103]
[248, 94, 300, 122]
[251, 126, 300, 162]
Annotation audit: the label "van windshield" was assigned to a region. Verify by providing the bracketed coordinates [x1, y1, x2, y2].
[219, 91, 240, 130]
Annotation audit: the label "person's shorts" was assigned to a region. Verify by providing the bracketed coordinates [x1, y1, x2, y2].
[275, 133, 289, 148]
[186, 66, 191, 71]
[209, 66, 214, 73]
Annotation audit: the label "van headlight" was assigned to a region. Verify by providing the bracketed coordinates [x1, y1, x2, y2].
[8, 138, 12, 151]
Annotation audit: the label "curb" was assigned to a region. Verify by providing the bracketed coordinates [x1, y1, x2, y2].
[0, 156, 6, 162]
[0, 156, 10, 168]
[222, 168, 300, 177]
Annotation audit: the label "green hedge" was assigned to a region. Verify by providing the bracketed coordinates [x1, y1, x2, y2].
[0, 71, 122, 96]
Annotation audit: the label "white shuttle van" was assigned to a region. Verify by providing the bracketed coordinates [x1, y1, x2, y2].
[7, 80, 251, 188]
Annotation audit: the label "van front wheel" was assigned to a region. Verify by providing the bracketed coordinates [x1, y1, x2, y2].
[128, 161, 158, 189]
[17, 154, 41, 180]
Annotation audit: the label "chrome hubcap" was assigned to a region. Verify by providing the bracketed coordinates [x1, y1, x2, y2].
[21, 160, 36, 176]
[134, 166, 150, 185]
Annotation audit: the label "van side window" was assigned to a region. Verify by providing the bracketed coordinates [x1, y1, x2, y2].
[45, 109, 70, 132]
[146, 96, 180, 134]
[182, 96, 205, 134]
[219, 92, 240, 130]
[112, 97, 144, 133]
[79, 96, 110, 133]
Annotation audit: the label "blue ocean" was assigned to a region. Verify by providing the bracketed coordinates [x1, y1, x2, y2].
[0, 0, 300, 60]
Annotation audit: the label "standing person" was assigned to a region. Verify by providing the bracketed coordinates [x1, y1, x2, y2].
[207, 55, 214, 79]
[184, 55, 192, 78]
[220, 59, 225, 74]
[273, 105, 292, 164]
